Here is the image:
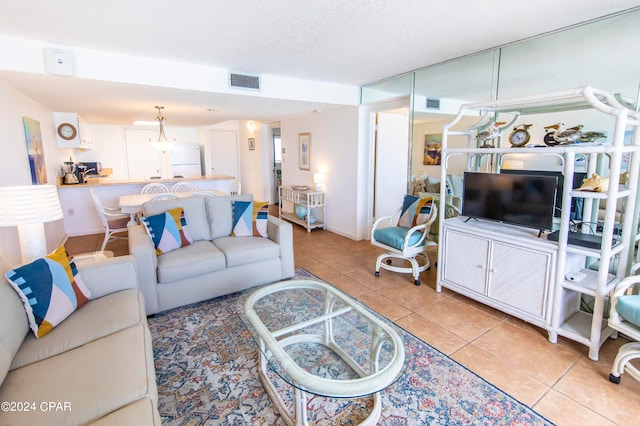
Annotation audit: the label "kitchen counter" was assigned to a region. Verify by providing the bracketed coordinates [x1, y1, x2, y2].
[58, 175, 234, 188]
[57, 176, 235, 236]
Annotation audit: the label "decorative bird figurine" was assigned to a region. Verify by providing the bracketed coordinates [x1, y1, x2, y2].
[553, 123, 583, 145]
[543, 123, 560, 146]
[578, 131, 607, 143]
[544, 123, 583, 145]
[476, 121, 506, 148]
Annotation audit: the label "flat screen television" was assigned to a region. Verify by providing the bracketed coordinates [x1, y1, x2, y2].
[462, 172, 558, 232]
[500, 169, 587, 220]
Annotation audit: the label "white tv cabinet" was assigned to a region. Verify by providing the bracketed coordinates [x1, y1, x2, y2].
[440, 217, 556, 328]
[437, 86, 640, 360]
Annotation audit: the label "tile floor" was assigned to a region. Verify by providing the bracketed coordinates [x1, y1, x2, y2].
[66, 226, 640, 426]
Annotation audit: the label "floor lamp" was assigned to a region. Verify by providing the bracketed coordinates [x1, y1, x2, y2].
[0, 185, 64, 264]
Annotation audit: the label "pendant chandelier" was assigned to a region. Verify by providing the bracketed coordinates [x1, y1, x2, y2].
[150, 106, 176, 152]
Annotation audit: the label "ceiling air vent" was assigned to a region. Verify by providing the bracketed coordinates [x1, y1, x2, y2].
[426, 98, 441, 110]
[228, 72, 261, 91]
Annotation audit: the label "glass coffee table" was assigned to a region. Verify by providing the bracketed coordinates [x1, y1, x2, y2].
[240, 280, 406, 426]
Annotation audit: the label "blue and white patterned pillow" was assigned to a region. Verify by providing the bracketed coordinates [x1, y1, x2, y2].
[232, 201, 270, 237]
[398, 195, 433, 228]
[232, 201, 253, 236]
[141, 207, 193, 255]
[5, 246, 91, 338]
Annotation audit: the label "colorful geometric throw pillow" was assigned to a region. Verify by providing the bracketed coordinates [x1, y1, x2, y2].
[232, 200, 254, 236]
[141, 207, 192, 255]
[252, 201, 270, 238]
[232, 201, 270, 237]
[4, 246, 91, 339]
[398, 195, 434, 228]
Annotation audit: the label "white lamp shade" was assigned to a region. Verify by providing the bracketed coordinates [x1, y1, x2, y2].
[151, 140, 176, 153]
[0, 185, 63, 226]
[0, 185, 63, 263]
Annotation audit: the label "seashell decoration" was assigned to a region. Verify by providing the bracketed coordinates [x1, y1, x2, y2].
[577, 173, 609, 192]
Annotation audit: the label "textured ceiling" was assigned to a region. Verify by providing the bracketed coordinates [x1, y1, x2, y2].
[0, 0, 639, 125]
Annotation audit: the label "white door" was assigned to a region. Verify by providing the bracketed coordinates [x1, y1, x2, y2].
[124, 129, 164, 179]
[374, 112, 409, 219]
[209, 130, 239, 177]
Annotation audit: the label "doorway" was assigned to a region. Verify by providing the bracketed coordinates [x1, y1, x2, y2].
[360, 97, 411, 240]
[272, 127, 282, 204]
[373, 111, 410, 219]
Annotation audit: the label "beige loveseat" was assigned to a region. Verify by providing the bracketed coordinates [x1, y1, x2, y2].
[128, 193, 295, 315]
[0, 255, 160, 425]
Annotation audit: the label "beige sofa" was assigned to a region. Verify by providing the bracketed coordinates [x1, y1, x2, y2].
[0, 255, 160, 425]
[128, 193, 295, 315]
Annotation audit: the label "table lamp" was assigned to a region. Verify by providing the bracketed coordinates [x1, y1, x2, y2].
[0, 185, 63, 264]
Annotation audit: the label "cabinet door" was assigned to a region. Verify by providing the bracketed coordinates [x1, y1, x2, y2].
[488, 242, 549, 317]
[443, 230, 489, 294]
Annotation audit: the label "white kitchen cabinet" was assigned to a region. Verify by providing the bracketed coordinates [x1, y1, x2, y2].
[441, 217, 555, 327]
[54, 112, 93, 149]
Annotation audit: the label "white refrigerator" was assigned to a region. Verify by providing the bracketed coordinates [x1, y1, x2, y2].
[171, 143, 202, 177]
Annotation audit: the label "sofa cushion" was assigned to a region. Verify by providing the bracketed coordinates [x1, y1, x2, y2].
[213, 236, 280, 267]
[89, 398, 161, 425]
[4, 246, 91, 338]
[0, 324, 156, 426]
[205, 194, 253, 239]
[373, 226, 425, 250]
[617, 295, 640, 328]
[0, 262, 30, 384]
[143, 195, 211, 242]
[141, 207, 193, 255]
[156, 240, 226, 283]
[10, 288, 145, 370]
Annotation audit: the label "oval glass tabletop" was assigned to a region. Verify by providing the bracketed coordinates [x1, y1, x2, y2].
[238, 280, 407, 399]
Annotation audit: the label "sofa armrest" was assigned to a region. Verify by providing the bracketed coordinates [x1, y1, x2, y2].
[267, 215, 295, 278]
[128, 224, 160, 315]
[77, 255, 138, 299]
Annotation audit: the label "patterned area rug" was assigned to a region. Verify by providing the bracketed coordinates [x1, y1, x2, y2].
[149, 270, 553, 425]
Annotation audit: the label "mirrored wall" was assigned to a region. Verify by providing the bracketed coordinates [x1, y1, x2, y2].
[362, 8, 640, 185]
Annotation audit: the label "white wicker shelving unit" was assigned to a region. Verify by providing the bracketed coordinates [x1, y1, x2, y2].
[436, 86, 640, 361]
[278, 186, 326, 232]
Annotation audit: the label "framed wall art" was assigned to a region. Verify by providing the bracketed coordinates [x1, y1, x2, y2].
[299, 132, 311, 170]
[23, 117, 48, 184]
[248, 138, 255, 150]
[423, 133, 442, 166]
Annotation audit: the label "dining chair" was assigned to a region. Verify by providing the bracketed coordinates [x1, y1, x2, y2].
[141, 183, 169, 194]
[171, 182, 197, 192]
[228, 178, 241, 195]
[89, 188, 130, 251]
[150, 194, 179, 201]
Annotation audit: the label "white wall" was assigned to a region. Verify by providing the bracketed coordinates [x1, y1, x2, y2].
[238, 120, 269, 201]
[0, 81, 66, 266]
[280, 107, 360, 238]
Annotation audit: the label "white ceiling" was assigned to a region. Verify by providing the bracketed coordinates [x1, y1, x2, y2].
[0, 0, 639, 126]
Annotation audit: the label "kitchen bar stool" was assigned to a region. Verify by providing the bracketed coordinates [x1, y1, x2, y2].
[141, 183, 169, 194]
